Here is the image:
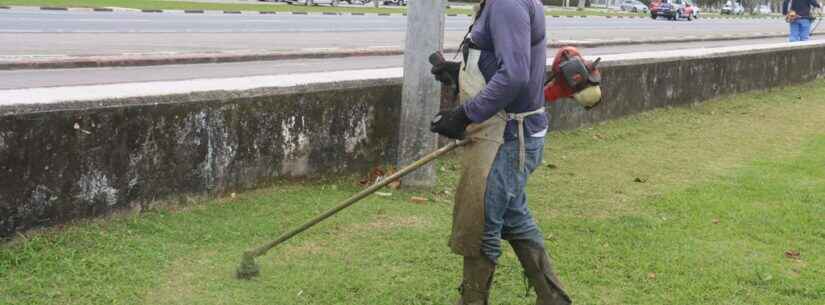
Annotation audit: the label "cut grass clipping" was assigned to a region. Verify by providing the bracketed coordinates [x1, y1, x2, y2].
[2, 79, 825, 305]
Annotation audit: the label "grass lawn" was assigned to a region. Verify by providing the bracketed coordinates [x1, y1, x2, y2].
[0, 0, 649, 16]
[2, 79, 825, 305]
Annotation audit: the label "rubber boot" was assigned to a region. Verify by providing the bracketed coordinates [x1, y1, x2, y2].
[509, 240, 572, 305]
[456, 256, 496, 305]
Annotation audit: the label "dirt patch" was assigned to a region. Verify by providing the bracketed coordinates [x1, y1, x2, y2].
[355, 215, 429, 231]
[281, 240, 325, 256]
[144, 252, 215, 305]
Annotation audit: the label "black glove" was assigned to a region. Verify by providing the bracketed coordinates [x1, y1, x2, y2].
[430, 61, 461, 86]
[430, 106, 471, 140]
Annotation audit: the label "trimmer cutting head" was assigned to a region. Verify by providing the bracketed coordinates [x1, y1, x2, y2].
[236, 253, 261, 280]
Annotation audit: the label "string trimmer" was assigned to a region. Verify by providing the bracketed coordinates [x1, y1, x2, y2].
[236, 123, 490, 279]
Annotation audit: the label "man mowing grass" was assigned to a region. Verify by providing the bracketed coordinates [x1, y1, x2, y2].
[430, 0, 601, 303]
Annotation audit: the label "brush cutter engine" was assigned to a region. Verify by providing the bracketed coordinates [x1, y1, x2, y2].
[544, 47, 603, 108]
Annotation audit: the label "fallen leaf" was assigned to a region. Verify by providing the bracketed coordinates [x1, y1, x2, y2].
[647, 272, 656, 279]
[371, 168, 386, 177]
[230, 192, 237, 199]
[359, 167, 387, 187]
[546, 163, 558, 169]
[712, 218, 720, 224]
[634, 177, 648, 183]
[409, 196, 428, 204]
[785, 250, 801, 260]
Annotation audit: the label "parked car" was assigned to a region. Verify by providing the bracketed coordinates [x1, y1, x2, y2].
[671, 0, 695, 20]
[650, 0, 676, 19]
[753, 4, 771, 14]
[650, 0, 694, 20]
[620, 0, 649, 13]
[721, 1, 745, 15]
[286, 0, 338, 6]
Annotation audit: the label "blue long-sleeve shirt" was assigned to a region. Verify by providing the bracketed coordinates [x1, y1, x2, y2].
[783, 0, 821, 19]
[461, 0, 548, 141]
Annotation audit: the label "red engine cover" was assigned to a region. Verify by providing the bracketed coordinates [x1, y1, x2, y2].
[544, 47, 582, 103]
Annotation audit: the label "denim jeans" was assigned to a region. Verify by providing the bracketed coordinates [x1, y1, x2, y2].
[481, 136, 546, 263]
[789, 18, 812, 42]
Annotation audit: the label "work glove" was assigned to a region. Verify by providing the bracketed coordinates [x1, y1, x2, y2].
[430, 61, 461, 86]
[430, 106, 472, 140]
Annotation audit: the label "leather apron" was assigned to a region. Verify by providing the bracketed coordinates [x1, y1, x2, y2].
[448, 46, 507, 257]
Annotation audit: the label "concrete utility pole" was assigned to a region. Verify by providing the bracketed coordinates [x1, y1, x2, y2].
[397, 0, 446, 188]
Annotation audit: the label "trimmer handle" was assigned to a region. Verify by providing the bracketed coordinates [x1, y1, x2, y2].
[429, 51, 447, 66]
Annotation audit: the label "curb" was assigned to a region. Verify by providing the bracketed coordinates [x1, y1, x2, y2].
[551, 31, 813, 48]
[6, 5, 414, 16]
[0, 47, 406, 70]
[2, 32, 815, 71]
[1, 5, 785, 20]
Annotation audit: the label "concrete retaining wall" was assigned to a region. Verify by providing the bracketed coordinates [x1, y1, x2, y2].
[2, 41, 825, 237]
[0, 79, 403, 237]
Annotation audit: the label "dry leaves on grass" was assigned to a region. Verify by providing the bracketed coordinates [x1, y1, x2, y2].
[785, 250, 801, 260]
[357, 166, 400, 189]
[409, 196, 429, 204]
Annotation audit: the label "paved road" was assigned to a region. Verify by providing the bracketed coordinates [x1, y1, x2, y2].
[0, 37, 797, 90]
[0, 9, 792, 57]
